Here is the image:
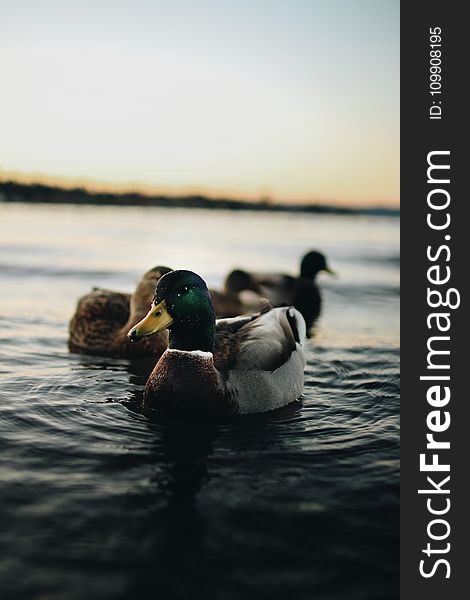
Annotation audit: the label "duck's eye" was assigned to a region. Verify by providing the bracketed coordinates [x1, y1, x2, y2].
[177, 286, 189, 297]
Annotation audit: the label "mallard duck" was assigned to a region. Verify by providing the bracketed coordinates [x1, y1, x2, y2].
[220, 250, 335, 334]
[69, 266, 172, 356]
[127, 270, 306, 416]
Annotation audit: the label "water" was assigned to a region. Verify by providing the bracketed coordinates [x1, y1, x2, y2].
[0, 203, 399, 600]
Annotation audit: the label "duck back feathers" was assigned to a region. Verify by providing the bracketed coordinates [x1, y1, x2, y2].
[218, 307, 306, 414]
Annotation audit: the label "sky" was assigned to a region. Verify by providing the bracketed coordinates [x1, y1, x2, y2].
[0, 0, 399, 207]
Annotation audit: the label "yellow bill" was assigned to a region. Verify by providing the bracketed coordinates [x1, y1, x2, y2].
[128, 299, 173, 341]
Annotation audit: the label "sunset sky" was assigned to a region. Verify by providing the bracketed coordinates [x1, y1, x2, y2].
[1, 0, 399, 207]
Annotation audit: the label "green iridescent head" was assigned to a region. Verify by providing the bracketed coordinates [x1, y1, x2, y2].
[128, 270, 216, 352]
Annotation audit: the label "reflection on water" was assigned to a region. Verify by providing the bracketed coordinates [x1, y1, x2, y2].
[0, 204, 399, 599]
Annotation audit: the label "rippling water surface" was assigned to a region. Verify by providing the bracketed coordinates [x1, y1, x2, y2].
[0, 204, 399, 600]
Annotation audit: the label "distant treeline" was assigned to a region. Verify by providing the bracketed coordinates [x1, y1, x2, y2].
[0, 180, 399, 217]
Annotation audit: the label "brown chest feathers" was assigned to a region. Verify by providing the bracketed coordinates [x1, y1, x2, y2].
[143, 350, 238, 417]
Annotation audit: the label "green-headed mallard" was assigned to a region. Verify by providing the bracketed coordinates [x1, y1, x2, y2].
[69, 266, 172, 356]
[128, 270, 306, 416]
[219, 250, 335, 334]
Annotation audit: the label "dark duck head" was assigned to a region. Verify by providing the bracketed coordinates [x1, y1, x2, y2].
[128, 270, 216, 353]
[299, 250, 335, 280]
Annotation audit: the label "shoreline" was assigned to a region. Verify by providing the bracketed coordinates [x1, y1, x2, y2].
[0, 181, 399, 217]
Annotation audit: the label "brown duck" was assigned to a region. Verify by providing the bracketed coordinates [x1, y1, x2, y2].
[69, 266, 172, 357]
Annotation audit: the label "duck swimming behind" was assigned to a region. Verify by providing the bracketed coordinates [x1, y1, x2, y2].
[128, 270, 306, 416]
[220, 250, 335, 335]
[69, 266, 172, 357]
[209, 269, 264, 318]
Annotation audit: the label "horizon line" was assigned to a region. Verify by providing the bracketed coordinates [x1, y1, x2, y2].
[0, 169, 400, 209]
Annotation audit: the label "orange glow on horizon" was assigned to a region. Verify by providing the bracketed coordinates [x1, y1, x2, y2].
[0, 169, 399, 209]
